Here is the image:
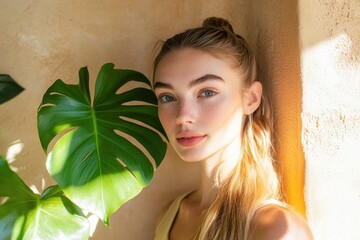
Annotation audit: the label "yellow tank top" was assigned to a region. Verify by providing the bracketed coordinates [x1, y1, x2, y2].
[154, 193, 287, 240]
[154, 192, 189, 240]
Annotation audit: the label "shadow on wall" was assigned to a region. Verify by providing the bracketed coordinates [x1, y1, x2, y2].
[235, 0, 306, 214]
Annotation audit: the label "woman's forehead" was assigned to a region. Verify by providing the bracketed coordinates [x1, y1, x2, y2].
[154, 48, 239, 83]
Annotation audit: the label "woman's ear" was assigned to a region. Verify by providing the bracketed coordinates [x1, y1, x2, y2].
[243, 81, 262, 115]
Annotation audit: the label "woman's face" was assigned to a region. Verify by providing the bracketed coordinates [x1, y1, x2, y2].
[154, 48, 246, 162]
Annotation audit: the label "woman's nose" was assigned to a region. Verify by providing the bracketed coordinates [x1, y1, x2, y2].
[175, 99, 196, 125]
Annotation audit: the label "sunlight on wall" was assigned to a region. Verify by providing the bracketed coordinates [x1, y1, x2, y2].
[6, 140, 24, 163]
[302, 33, 360, 114]
[6, 140, 24, 171]
[301, 33, 360, 239]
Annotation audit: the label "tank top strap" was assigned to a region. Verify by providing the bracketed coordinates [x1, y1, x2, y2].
[154, 192, 191, 240]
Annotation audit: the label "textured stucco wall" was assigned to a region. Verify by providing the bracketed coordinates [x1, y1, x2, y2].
[299, 0, 360, 239]
[0, 1, 242, 239]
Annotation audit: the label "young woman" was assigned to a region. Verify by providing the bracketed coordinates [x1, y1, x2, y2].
[152, 17, 313, 240]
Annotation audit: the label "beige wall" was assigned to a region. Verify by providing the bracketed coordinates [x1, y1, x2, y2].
[1, 0, 359, 239]
[0, 1, 237, 239]
[299, 0, 360, 239]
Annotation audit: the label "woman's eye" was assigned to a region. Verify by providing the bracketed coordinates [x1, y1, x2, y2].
[159, 95, 175, 103]
[199, 90, 217, 98]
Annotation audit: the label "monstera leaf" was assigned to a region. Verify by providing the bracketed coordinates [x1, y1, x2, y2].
[0, 157, 89, 240]
[37, 63, 167, 224]
[0, 74, 24, 104]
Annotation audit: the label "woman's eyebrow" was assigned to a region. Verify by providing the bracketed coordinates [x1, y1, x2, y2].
[153, 81, 173, 90]
[154, 74, 224, 90]
[189, 74, 224, 87]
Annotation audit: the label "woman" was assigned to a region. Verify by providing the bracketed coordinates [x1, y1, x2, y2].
[152, 17, 313, 240]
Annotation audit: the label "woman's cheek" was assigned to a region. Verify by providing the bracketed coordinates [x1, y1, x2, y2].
[202, 97, 229, 117]
[158, 107, 174, 132]
[202, 97, 238, 127]
[158, 108, 167, 126]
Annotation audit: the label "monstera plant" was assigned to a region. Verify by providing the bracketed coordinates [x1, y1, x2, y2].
[0, 74, 24, 104]
[0, 63, 167, 239]
[0, 159, 90, 239]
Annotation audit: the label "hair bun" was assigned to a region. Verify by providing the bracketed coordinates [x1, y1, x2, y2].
[202, 17, 234, 33]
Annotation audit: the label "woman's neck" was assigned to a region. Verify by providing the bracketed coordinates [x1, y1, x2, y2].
[190, 136, 241, 209]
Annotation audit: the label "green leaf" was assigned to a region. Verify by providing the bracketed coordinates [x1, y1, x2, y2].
[0, 157, 90, 240]
[37, 63, 167, 224]
[0, 156, 35, 201]
[0, 74, 24, 104]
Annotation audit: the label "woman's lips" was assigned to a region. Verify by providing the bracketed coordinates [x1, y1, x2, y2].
[176, 132, 206, 148]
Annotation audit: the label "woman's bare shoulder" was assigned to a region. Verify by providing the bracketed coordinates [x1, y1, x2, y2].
[249, 204, 314, 240]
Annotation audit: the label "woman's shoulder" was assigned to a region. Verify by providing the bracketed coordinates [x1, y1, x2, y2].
[249, 203, 314, 240]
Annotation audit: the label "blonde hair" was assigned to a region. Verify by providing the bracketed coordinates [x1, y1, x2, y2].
[153, 17, 281, 239]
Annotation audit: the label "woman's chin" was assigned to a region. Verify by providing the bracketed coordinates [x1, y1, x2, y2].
[176, 149, 211, 163]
